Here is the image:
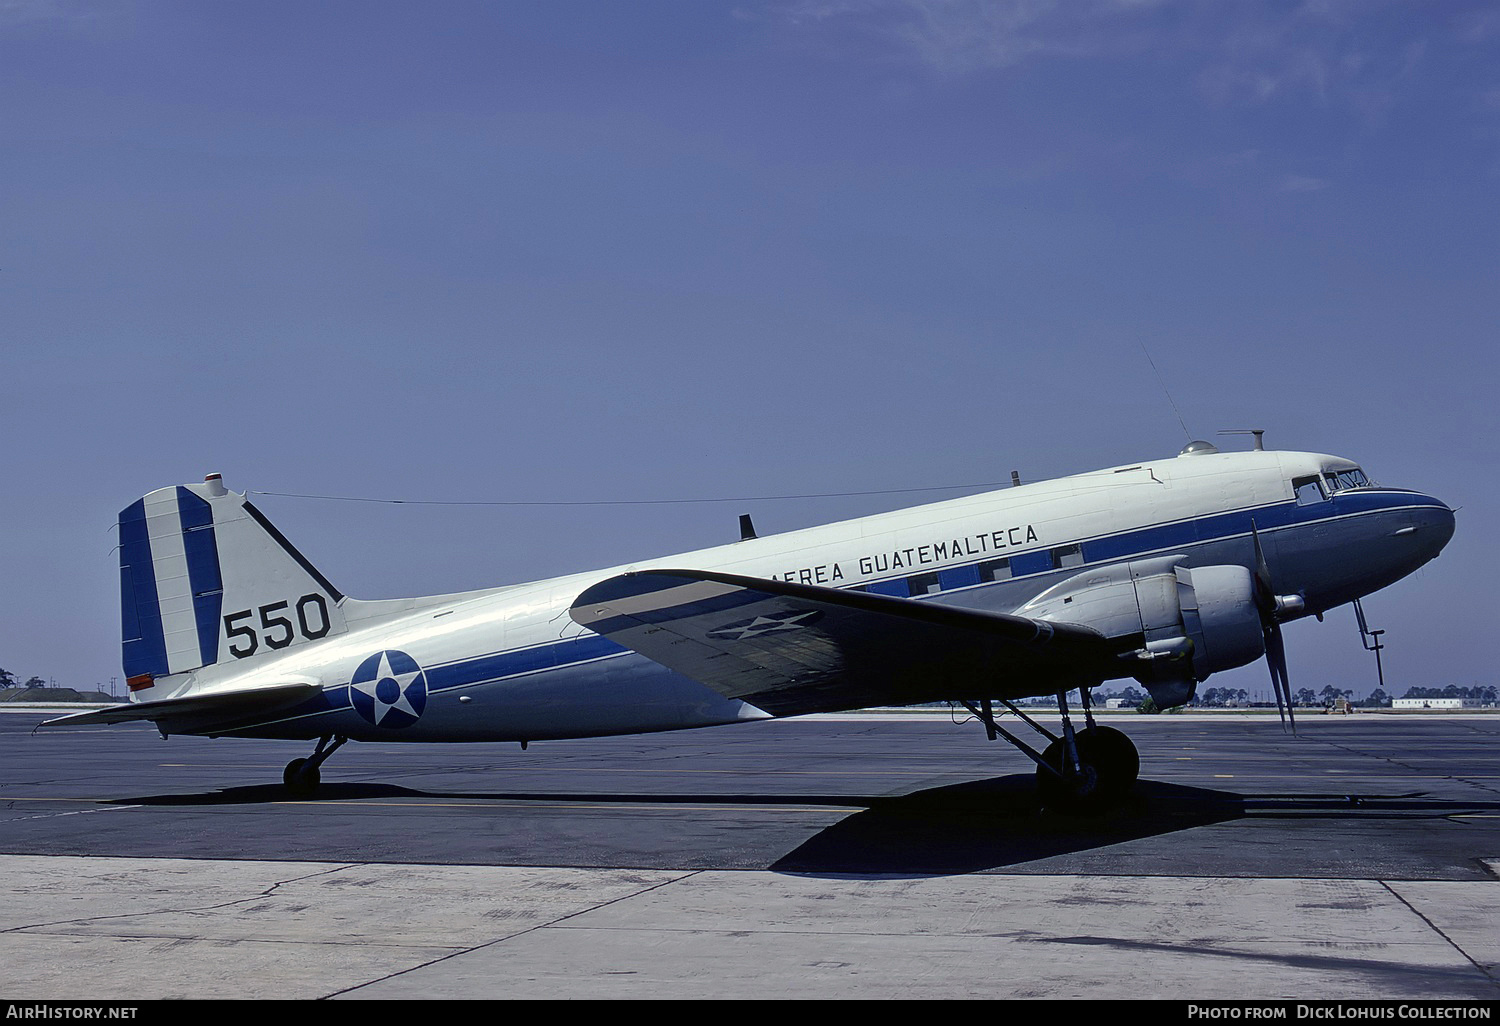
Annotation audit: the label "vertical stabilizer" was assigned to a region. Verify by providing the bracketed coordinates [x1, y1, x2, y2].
[119, 477, 347, 691]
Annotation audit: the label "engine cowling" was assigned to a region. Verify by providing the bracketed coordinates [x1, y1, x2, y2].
[1015, 557, 1266, 708]
[1165, 565, 1266, 679]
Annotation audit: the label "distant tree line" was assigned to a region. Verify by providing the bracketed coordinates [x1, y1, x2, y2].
[1096, 682, 1497, 709]
[0, 667, 113, 695]
[0, 667, 48, 690]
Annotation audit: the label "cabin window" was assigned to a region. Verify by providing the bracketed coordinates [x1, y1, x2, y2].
[1050, 544, 1084, 570]
[1292, 476, 1327, 505]
[978, 558, 1012, 582]
[906, 572, 941, 596]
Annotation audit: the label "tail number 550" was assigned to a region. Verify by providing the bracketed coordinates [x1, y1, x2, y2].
[224, 594, 332, 658]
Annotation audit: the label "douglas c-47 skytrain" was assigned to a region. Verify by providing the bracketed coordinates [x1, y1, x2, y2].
[44, 439, 1455, 811]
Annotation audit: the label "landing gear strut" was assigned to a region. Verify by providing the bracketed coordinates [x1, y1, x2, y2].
[961, 689, 1139, 813]
[283, 735, 347, 797]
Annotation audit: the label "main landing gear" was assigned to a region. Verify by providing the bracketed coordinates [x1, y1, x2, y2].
[283, 734, 347, 797]
[960, 689, 1139, 814]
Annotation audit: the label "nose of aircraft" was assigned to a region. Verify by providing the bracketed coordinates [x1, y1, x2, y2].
[1398, 494, 1456, 569]
[1419, 498, 1457, 560]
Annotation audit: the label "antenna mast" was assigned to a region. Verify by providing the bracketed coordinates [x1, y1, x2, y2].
[1140, 343, 1191, 441]
[1219, 429, 1267, 451]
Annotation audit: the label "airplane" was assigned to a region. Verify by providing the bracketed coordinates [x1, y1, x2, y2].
[41, 438, 1455, 812]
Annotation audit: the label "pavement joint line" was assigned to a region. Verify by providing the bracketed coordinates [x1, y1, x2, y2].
[321, 867, 705, 1000]
[4, 804, 143, 823]
[1379, 879, 1500, 992]
[0, 861, 360, 937]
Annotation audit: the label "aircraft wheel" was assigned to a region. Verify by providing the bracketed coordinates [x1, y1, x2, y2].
[283, 758, 320, 797]
[1077, 725, 1139, 791]
[1036, 739, 1101, 813]
[1036, 728, 1136, 814]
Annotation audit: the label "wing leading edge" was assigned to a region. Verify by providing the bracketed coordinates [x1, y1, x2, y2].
[569, 569, 1115, 716]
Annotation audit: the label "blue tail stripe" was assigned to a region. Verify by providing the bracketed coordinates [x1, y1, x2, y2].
[119, 564, 141, 646]
[177, 487, 223, 668]
[119, 499, 169, 679]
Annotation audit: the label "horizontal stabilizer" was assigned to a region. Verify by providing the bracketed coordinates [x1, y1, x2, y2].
[569, 569, 1113, 716]
[39, 683, 321, 733]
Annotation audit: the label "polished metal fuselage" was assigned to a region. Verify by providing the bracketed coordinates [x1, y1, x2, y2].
[193, 448, 1451, 743]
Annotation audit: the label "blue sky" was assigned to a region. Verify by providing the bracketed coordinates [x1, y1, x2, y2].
[2, 0, 1495, 700]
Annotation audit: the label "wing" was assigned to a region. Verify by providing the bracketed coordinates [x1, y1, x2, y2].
[569, 569, 1115, 716]
[38, 682, 322, 736]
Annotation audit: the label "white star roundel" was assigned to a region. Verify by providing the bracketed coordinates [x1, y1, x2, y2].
[350, 650, 428, 728]
[707, 609, 823, 642]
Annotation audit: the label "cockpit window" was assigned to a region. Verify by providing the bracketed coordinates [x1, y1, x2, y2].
[1324, 468, 1372, 493]
[1292, 475, 1327, 504]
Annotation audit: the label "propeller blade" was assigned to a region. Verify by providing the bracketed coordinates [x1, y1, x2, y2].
[1251, 518, 1297, 733]
[1250, 519, 1277, 618]
[1266, 633, 1288, 726]
[1265, 621, 1296, 734]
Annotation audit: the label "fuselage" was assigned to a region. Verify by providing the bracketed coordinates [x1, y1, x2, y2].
[170, 447, 1454, 744]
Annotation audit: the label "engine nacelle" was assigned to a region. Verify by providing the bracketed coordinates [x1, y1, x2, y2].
[1015, 557, 1266, 708]
[1167, 564, 1267, 679]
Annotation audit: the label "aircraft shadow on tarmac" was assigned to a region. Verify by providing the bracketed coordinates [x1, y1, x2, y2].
[105, 776, 1500, 877]
[768, 779, 1500, 876]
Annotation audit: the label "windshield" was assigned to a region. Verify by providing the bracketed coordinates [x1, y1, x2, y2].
[1324, 467, 1373, 492]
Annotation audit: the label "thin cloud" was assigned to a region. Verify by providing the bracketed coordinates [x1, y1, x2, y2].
[1278, 174, 1330, 192]
[775, 0, 1165, 74]
[771, 0, 1479, 122]
[0, 0, 111, 30]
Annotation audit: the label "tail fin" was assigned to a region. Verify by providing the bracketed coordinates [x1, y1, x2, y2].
[119, 475, 346, 690]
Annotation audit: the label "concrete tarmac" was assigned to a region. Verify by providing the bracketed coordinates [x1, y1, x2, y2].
[4, 708, 1498, 1001]
[5, 855, 1499, 1001]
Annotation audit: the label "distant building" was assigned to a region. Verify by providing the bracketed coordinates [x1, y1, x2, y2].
[1392, 698, 1481, 710]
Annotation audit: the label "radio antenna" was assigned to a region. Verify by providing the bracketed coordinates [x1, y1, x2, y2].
[1140, 343, 1192, 441]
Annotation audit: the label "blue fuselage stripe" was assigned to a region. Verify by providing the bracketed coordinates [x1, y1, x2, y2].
[1080, 492, 1440, 567]
[283, 489, 1447, 722]
[421, 634, 625, 692]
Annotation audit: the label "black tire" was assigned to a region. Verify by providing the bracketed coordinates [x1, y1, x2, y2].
[1036, 738, 1099, 812]
[1036, 727, 1137, 813]
[283, 757, 320, 797]
[1077, 725, 1139, 791]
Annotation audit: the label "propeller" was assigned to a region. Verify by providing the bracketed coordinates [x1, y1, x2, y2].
[1250, 520, 1298, 733]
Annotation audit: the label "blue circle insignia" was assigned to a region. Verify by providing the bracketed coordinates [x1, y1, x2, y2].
[350, 650, 428, 728]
